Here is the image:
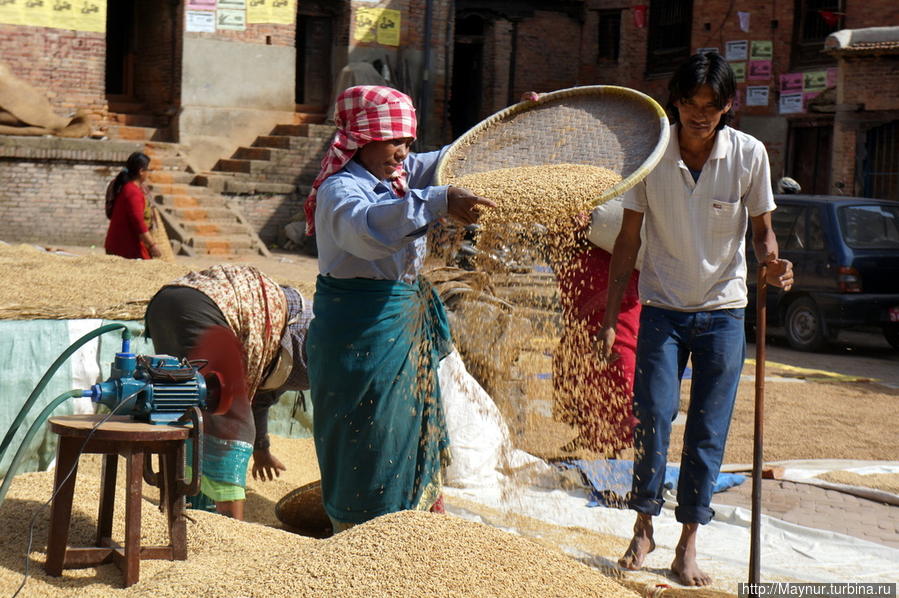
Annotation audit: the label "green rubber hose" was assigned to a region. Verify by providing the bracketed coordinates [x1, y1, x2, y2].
[0, 389, 85, 506]
[0, 323, 129, 469]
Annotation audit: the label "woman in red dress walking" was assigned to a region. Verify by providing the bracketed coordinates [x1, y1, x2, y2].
[104, 152, 162, 259]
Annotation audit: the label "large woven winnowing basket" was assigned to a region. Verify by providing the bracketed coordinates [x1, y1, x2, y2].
[435, 85, 669, 206]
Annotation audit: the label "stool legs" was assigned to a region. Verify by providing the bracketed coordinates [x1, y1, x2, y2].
[46, 436, 81, 577]
[161, 448, 187, 559]
[96, 453, 117, 546]
[122, 449, 144, 587]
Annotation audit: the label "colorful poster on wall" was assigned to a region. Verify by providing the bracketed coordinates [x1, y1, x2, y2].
[186, 9, 216, 32]
[748, 60, 772, 81]
[187, 0, 217, 9]
[803, 91, 820, 111]
[725, 40, 748, 61]
[247, 0, 294, 25]
[745, 86, 769, 106]
[780, 73, 803, 94]
[803, 70, 827, 92]
[737, 11, 750, 32]
[217, 8, 246, 30]
[779, 93, 803, 114]
[731, 62, 746, 83]
[376, 8, 400, 46]
[219, 0, 245, 8]
[353, 7, 379, 43]
[826, 67, 838, 88]
[20, 0, 51, 27]
[0, 0, 24, 26]
[749, 40, 773, 60]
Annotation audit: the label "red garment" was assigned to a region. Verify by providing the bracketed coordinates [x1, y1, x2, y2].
[104, 181, 150, 259]
[305, 85, 418, 235]
[553, 246, 641, 455]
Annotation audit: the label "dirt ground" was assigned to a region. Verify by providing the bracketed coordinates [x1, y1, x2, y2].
[44, 244, 899, 469]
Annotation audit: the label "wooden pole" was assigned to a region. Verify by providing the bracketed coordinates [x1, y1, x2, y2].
[749, 264, 767, 587]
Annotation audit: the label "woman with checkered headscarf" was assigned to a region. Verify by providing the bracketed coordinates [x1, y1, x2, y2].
[305, 85, 493, 531]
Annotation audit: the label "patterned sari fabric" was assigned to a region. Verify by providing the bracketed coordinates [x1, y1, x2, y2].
[553, 246, 641, 456]
[308, 276, 451, 527]
[151, 264, 286, 500]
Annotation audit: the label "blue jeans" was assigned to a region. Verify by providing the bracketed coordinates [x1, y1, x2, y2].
[628, 305, 746, 524]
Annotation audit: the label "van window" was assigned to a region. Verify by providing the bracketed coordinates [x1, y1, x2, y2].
[838, 204, 899, 249]
[807, 207, 825, 250]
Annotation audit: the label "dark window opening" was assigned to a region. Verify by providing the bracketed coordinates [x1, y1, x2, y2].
[792, 0, 842, 68]
[863, 120, 899, 202]
[786, 122, 833, 195]
[646, 0, 692, 77]
[597, 10, 621, 62]
[450, 14, 485, 138]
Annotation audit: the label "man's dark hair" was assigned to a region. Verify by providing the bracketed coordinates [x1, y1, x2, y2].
[666, 53, 736, 131]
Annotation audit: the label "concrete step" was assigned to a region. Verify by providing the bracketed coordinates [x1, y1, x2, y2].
[162, 206, 239, 222]
[232, 146, 278, 161]
[158, 193, 229, 209]
[190, 234, 256, 251]
[293, 111, 327, 125]
[252, 135, 330, 154]
[147, 170, 195, 185]
[149, 182, 213, 196]
[179, 220, 249, 235]
[106, 125, 164, 142]
[111, 113, 167, 128]
[271, 123, 334, 139]
[192, 174, 298, 195]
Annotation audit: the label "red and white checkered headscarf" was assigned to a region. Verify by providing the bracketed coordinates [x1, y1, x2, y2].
[305, 85, 417, 235]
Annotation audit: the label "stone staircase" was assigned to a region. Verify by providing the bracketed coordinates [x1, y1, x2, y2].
[195, 122, 334, 199]
[142, 142, 271, 257]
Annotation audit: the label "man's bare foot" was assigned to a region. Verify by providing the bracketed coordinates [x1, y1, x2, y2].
[618, 513, 655, 570]
[671, 523, 712, 586]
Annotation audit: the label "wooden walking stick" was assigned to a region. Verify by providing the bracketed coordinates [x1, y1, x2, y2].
[749, 263, 767, 587]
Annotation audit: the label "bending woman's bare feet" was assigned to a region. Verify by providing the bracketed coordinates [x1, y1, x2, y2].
[618, 513, 656, 570]
[671, 523, 712, 586]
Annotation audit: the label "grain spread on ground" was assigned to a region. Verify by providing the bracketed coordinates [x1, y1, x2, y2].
[0, 243, 314, 320]
[0, 438, 636, 598]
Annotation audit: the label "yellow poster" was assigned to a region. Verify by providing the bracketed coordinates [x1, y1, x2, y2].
[376, 8, 400, 46]
[0, 0, 25, 26]
[20, 0, 52, 28]
[353, 7, 378, 43]
[269, 0, 293, 25]
[7, 0, 105, 32]
[247, 0, 294, 25]
[246, 0, 268, 24]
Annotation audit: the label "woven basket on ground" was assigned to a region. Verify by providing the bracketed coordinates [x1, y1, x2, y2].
[436, 85, 669, 206]
[275, 480, 333, 538]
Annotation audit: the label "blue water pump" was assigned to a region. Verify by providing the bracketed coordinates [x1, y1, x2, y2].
[85, 337, 208, 425]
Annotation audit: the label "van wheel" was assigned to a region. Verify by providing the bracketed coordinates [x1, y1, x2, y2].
[785, 297, 827, 352]
[884, 324, 899, 351]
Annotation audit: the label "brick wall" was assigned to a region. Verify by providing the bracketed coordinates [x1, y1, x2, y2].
[229, 192, 305, 244]
[131, 1, 181, 114]
[0, 25, 107, 123]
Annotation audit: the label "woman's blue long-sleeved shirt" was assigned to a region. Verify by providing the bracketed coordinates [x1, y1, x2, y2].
[314, 148, 449, 282]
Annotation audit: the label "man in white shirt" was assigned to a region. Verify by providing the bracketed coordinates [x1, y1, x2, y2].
[599, 53, 793, 586]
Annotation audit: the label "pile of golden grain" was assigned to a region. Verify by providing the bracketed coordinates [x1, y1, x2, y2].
[0, 435, 635, 598]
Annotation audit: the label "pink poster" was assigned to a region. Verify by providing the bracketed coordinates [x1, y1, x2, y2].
[780, 73, 803, 94]
[748, 60, 772, 81]
[187, 0, 217, 9]
[803, 92, 820, 111]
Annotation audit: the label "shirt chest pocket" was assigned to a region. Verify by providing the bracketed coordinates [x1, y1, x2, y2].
[706, 197, 743, 234]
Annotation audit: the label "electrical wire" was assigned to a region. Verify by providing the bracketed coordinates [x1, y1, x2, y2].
[9, 391, 139, 598]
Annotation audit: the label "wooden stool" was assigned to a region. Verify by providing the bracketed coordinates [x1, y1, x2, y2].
[45, 414, 195, 587]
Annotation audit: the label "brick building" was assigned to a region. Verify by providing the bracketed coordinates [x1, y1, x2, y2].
[0, 0, 897, 248]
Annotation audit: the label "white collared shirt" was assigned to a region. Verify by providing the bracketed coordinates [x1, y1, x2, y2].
[622, 124, 776, 311]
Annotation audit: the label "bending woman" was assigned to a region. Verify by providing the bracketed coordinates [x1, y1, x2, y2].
[145, 264, 313, 519]
[306, 85, 493, 531]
